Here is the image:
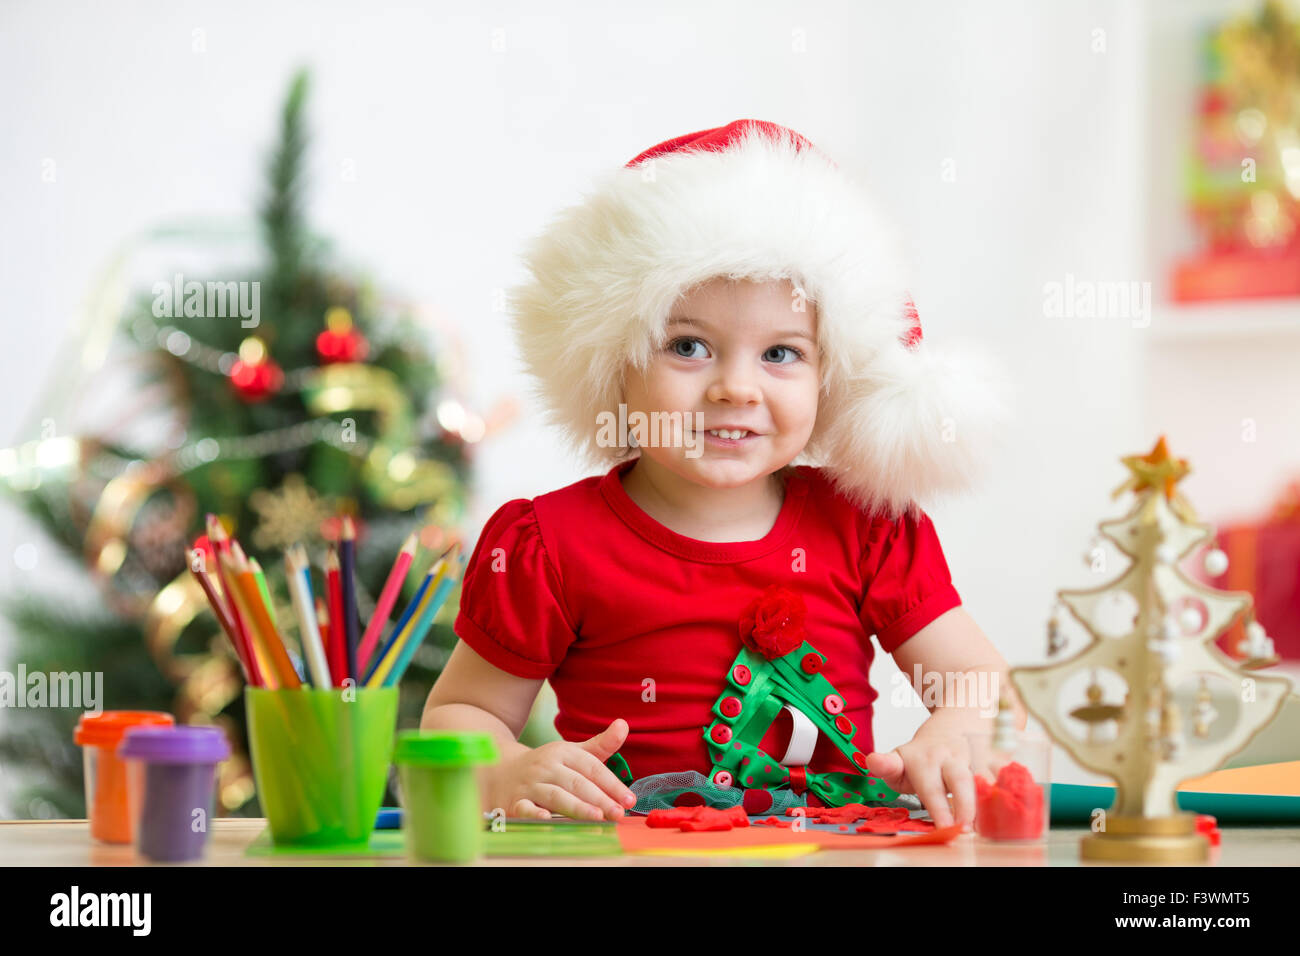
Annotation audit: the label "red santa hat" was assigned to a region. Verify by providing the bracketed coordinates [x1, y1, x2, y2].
[509, 119, 1007, 519]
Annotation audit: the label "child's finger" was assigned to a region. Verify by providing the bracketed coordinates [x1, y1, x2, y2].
[509, 797, 551, 820]
[527, 782, 609, 822]
[911, 767, 954, 828]
[941, 757, 975, 827]
[576, 717, 630, 762]
[546, 759, 627, 820]
[564, 748, 636, 811]
[864, 750, 907, 792]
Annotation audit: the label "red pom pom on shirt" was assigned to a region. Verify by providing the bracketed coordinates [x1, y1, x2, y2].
[738, 585, 807, 659]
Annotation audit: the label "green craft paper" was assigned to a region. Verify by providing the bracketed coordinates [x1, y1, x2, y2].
[1048, 783, 1300, 825]
[244, 822, 624, 858]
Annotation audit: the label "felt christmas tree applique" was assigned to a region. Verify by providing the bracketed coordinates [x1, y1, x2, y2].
[702, 585, 899, 808]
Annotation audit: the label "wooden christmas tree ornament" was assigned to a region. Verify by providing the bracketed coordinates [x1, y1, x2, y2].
[1010, 437, 1289, 862]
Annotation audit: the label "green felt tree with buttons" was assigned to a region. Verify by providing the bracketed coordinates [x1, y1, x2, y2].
[702, 586, 899, 808]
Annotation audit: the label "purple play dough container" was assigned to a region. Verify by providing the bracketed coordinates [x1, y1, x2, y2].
[119, 726, 230, 863]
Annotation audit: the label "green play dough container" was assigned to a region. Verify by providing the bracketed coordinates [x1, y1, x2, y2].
[246, 687, 398, 847]
[394, 731, 499, 863]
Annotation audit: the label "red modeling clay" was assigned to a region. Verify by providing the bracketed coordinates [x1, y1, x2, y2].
[778, 803, 939, 832]
[755, 816, 793, 828]
[856, 817, 936, 833]
[973, 760, 1044, 840]
[788, 803, 872, 824]
[785, 804, 913, 826]
[647, 805, 750, 831]
[1195, 814, 1220, 847]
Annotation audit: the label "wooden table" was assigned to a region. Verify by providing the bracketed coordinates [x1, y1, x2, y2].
[3, 819, 1298, 865]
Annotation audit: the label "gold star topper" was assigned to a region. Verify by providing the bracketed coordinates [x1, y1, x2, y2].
[1111, 436, 1196, 518]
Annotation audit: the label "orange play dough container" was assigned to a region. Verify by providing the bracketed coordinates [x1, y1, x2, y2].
[74, 711, 174, 843]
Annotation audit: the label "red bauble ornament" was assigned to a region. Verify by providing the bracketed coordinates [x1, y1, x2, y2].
[229, 337, 283, 403]
[320, 513, 366, 544]
[738, 584, 807, 659]
[316, 307, 369, 364]
[189, 533, 215, 568]
[316, 328, 368, 363]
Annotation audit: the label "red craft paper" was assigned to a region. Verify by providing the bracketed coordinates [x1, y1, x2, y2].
[974, 761, 1044, 840]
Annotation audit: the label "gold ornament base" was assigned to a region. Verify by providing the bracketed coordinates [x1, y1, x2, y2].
[1081, 812, 1208, 863]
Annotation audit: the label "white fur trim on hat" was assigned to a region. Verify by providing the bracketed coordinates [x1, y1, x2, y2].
[509, 122, 1008, 519]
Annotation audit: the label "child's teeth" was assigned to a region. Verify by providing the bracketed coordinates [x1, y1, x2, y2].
[708, 429, 749, 439]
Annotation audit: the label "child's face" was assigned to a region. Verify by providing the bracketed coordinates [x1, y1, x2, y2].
[621, 277, 820, 488]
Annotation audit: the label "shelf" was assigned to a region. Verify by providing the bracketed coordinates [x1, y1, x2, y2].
[1145, 299, 1300, 344]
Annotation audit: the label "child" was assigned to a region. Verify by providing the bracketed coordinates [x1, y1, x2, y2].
[422, 120, 1017, 829]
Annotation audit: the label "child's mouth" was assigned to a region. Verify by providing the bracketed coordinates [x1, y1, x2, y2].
[697, 429, 759, 447]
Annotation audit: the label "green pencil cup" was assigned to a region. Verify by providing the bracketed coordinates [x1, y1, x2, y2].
[394, 731, 499, 864]
[246, 687, 398, 847]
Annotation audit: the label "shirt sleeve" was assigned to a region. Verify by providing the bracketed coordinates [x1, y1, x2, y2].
[452, 498, 578, 679]
[858, 509, 963, 654]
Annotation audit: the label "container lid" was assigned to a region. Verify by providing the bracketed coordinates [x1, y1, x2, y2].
[74, 711, 174, 748]
[118, 725, 231, 764]
[393, 731, 498, 767]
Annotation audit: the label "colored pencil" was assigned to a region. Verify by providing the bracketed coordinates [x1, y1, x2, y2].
[227, 543, 301, 689]
[325, 548, 346, 687]
[285, 545, 332, 690]
[207, 515, 265, 687]
[220, 550, 278, 689]
[361, 548, 446, 685]
[367, 544, 459, 687]
[250, 555, 306, 682]
[365, 578, 434, 687]
[379, 549, 463, 688]
[357, 532, 416, 678]
[194, 513, 458, 697]
[189, 563, 250, 681]
[249, 557, 279, 631]
[340, 516, 360, 684]
[315, 595, 330, 652]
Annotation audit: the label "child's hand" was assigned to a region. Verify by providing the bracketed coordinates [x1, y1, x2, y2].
[481, 718, 637, 821]
[863, 730, 974, 830]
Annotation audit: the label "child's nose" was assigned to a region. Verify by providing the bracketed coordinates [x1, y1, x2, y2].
[705, 360, 762, 405]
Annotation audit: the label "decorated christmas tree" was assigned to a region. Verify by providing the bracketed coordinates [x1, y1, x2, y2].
[1011, 437, 1289, 861]
[0, 69, 507, 818]
[1173, 0, 1300, 300]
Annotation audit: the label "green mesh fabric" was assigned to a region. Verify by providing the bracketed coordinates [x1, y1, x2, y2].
[627, 771, 924, 815]
[628, 771, 807, 814]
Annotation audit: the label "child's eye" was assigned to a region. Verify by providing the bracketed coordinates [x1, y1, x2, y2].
[764, 345, 804, 364]
[668, 337, 709, 359]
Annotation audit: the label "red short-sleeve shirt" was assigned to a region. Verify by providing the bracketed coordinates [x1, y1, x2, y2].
[453, 459, 962, 782]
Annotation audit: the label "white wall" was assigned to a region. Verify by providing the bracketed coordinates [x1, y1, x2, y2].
[7, 1, 1281, 792]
